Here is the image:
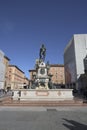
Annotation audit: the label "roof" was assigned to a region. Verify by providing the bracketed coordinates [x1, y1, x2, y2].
[50, 64, 64, 67]
[29, 69, 36, 72]
[4, 55, 10, 61]
[29, 64, 64, 71]
[9, 65, 24, 73]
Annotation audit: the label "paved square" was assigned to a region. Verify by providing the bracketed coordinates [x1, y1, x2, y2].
[0, 106, 87, 130]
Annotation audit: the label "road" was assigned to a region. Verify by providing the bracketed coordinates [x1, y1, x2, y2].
[0, 106, 87, 130]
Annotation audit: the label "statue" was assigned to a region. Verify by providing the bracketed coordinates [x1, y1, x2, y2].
[39, 44, 46, 61]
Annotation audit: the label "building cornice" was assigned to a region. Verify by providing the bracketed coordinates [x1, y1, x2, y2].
[50, 64, 64, 67]
[29, 69, 36, 72]
[4, 55, 10, 61]
[9, 65, 24, 74]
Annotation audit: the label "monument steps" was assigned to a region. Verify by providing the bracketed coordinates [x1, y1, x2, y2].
[0, 98, 86, 106]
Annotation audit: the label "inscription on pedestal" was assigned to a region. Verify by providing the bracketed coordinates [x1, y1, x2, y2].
[36, 90, 49, 96]
[57, 91, 61, 96]
[23, 91, 27, 95]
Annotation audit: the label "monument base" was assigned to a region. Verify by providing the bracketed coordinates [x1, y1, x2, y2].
[12, 89, 74, 101]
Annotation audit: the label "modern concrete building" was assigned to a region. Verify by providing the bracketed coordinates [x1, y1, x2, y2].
[64, 34, 87, 90]
[29, 64, 65, 87]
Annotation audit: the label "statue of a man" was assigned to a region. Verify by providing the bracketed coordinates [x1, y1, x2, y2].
[39, 44, 46, 61]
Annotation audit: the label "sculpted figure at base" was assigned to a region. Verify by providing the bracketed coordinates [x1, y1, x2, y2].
[39, 44, 46, 61]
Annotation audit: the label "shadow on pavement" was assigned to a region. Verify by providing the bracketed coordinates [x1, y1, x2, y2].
[63, 118, 87, 130]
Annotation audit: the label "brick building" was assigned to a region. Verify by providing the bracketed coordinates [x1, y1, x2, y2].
[49, 64, 65, 86]
[7, 65, 25, 89]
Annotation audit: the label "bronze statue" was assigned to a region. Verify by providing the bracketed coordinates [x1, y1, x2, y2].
[39, 44, 46, 61]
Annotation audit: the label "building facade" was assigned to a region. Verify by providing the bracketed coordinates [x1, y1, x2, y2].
[23, 76, 29, 88]
[49, 64, 65, 86]
[29, 69, 36, 87]
[0, 49, 29, 90]
[8, 65, 25, 89]
[0, 50, 6, 89]
[64, 34, 87, 89]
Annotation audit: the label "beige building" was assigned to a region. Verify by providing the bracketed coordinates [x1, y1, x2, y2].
[1, 51, 29, 90]
[7, 65, 25, 90]
[29, 64, 65, 87]
[3, 56, 29, 90]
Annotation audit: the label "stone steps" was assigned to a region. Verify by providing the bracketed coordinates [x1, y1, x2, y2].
[0, 96, 87, 107]
[0, 99, 86, 107]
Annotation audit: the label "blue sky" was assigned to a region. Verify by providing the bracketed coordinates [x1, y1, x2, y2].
[0, 0, 87, 78]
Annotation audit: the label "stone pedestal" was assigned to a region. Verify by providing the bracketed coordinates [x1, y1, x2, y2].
[12, 89, 74, 101]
